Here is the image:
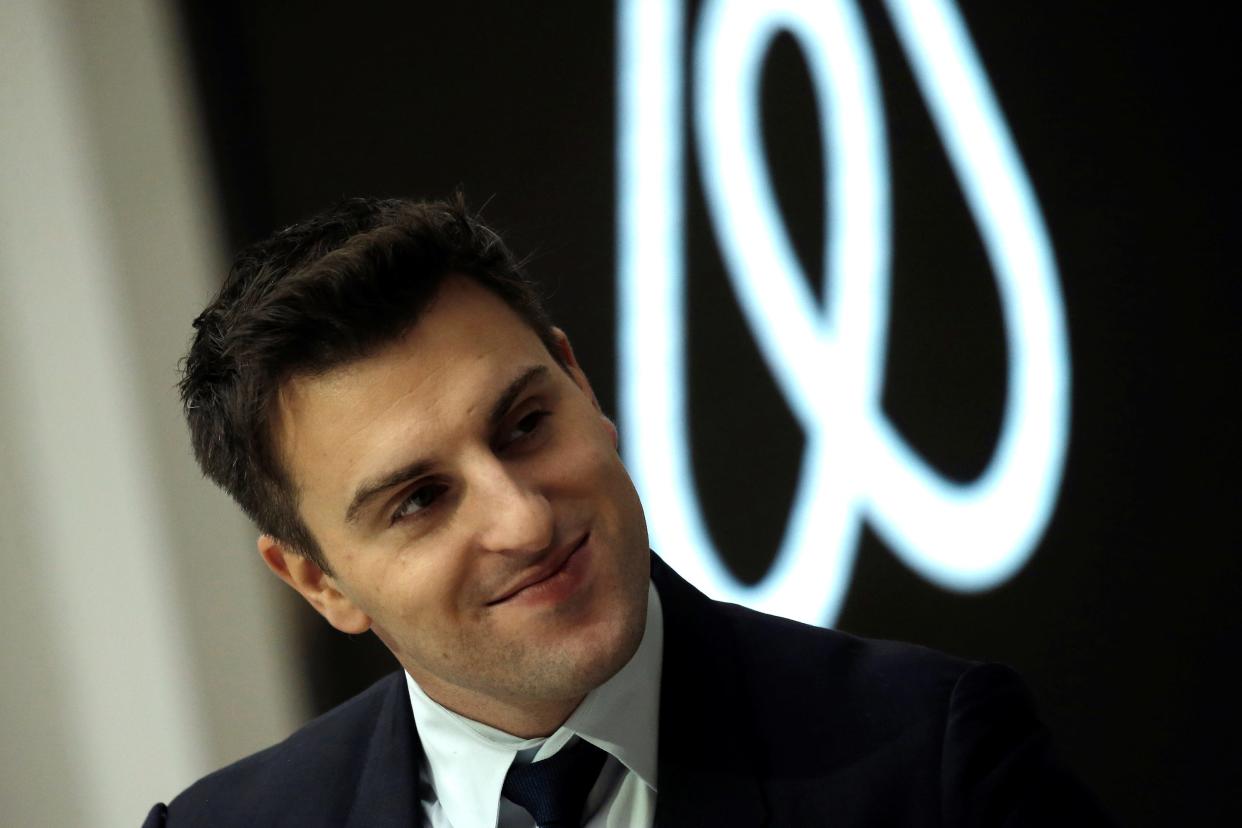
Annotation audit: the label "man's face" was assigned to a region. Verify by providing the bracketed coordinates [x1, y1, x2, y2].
[268, 276, 650, 730]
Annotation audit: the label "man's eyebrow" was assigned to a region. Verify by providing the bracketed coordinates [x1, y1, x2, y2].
[343, 364, 550, 526]
[487, 364, 549, 428]
[344, 457, 435, 526]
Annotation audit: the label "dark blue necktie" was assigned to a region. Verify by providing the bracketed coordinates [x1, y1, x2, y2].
[501, 737, 609, 827]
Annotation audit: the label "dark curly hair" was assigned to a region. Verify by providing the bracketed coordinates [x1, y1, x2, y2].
[179, 195, 561, 574]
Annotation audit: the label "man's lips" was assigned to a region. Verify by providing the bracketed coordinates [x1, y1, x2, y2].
[486, 534, 589, 606]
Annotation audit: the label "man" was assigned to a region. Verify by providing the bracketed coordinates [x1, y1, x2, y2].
[145, 196, 1111, 826]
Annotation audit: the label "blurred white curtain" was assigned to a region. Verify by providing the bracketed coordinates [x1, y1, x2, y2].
[0, 0, 303, 824]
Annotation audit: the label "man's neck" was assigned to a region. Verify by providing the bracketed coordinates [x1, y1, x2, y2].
[403, 673, 584, 739]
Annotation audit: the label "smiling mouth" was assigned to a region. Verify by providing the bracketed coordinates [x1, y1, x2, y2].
[486, 534, 589, 606]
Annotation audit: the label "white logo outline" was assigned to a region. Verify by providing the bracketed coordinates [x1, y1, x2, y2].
[617, 0, 1070, 624]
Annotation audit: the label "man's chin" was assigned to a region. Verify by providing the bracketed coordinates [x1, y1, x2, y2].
[513, 607, 646, 701]
[571, 602, 647, 686]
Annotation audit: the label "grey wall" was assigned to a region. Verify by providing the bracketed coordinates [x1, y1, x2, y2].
[0, 0, 303, 823]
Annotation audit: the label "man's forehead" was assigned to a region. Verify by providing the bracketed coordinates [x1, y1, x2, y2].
[271, 294, 556, 505]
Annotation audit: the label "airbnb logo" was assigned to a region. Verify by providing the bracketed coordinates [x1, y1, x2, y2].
[617, 0, 1070, 624]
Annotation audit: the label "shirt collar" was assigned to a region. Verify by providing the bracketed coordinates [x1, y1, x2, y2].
[405, 581, 664, 828]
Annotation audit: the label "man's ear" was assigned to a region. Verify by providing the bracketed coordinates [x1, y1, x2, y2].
[257, 535, 371, 634]
[551, 326, 618, 446]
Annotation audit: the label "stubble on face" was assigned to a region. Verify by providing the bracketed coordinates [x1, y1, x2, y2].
[400, 572, 646, 705]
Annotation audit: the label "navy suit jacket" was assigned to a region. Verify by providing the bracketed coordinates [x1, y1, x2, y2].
[145, 554, 1113, 826]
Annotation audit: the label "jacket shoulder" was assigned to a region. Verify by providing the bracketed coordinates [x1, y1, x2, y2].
[160, 672, 406, 827]
[715, 602, 1118, 824]
[720, 599, 973, 707]
[714, 599, 978, 764]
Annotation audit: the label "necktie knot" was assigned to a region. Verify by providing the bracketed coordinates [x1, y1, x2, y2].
[501, 737, 608, 828]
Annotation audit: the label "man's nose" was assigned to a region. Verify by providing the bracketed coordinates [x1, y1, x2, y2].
[471, 461, 554, 556]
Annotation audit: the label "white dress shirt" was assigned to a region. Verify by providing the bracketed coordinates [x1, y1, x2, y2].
[406, 582, 664, 828]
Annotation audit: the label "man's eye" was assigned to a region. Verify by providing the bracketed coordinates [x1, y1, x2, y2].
[504, 410, 550, 446]
[392, 483, 447, 522]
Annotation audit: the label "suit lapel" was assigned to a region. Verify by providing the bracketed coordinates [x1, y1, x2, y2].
[651, 554, 767, 827]
[344, 673, 427, 828]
